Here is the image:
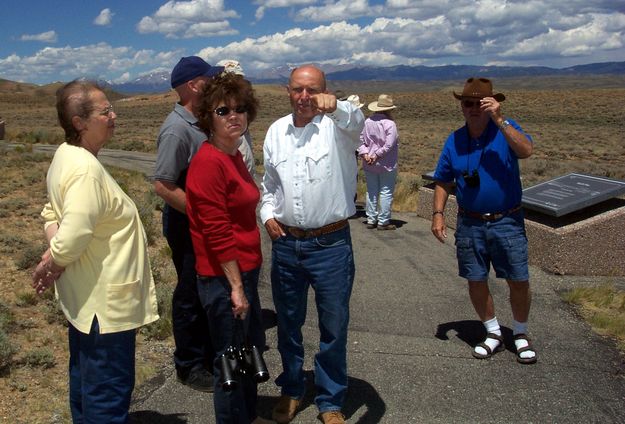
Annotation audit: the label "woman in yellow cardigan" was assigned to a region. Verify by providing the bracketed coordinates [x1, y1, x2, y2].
[32, 80, 159, 423]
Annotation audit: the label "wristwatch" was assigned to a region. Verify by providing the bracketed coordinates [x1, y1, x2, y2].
[498, 119, 511, 130]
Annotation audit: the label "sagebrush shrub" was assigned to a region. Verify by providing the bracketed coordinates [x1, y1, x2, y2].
[0, 330, 16, 371]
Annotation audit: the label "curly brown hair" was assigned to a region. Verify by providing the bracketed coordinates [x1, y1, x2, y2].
[195, 73, 259, 135]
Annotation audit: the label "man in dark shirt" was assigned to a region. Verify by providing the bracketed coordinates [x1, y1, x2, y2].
[153, 56, 224, 390]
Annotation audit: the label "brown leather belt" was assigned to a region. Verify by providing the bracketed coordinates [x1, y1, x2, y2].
[278, 219, 348, 239]
[458, 205, 522, 221]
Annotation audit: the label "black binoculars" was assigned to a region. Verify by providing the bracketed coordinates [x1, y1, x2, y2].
[462, 170, 480, 188]
[219, 345, 270, 392]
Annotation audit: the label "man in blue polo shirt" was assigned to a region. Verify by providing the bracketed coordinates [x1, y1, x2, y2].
[431, 77, 537, 365]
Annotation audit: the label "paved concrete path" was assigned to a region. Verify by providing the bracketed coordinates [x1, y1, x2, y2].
[130, 211, 625, 424]
[10, 142, 625, 423]
[13, 143, 158, 176]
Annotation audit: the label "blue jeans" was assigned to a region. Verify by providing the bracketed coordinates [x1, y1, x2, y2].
[68, 318, 135, 424]
[454, 210, 529, 281]
[271, 225, 355, 412]
[163, 205, 213, 375]
[196, 268, 265, 424]
[364, 169, 397, 226]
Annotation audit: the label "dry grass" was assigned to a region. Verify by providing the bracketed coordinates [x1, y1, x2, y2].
[0, 149, 174, 423]
[562, 284, 625, 351]
[6, 77, 624, 212]
[1, 76, 624, 421]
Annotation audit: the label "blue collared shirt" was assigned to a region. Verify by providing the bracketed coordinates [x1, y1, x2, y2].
[433, 119, 533, 213]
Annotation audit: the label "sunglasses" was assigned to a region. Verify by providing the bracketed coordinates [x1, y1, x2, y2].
[214, 105, 248, 116]
[461, 99, 483, 109]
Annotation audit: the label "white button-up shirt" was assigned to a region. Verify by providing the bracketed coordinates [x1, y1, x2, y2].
[261, 101, 365, 229]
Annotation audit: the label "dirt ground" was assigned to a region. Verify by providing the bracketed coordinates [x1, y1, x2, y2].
[0, 75, 624, 422]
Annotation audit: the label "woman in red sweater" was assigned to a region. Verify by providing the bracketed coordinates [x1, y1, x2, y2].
[186, 73, 270, 424]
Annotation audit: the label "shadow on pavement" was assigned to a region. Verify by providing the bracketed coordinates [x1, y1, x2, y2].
[130, 410, 188, 423]
[257, 370, 386, 424]
[435, 319, 485, 347]
[343, 375, 386, 423]
[350, 216, 409, 230]
[261, 308, 277, 331]
[435, 320, 516, 352]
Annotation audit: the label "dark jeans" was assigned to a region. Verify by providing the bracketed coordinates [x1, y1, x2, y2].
[197, 268, 265, 424]
[69, 318, 135, 424]
[163, 205, 213, 375]
[271, 225, 355, 412]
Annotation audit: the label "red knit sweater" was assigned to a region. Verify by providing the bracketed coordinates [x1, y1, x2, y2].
[186, 142, 262, 276]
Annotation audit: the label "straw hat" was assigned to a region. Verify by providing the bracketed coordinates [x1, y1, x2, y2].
[346, 94, 364, 109]
[368, 94, 396, 112]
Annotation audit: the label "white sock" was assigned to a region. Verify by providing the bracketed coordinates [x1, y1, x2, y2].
[474, 317, 501, 356]
[513, 319, 535, 360]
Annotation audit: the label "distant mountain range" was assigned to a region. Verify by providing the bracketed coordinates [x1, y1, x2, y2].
[107, 71, 170, 94]
[108, 61, 625, 94]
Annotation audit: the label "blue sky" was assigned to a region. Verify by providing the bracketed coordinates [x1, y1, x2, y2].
[1, 0, 624, 84]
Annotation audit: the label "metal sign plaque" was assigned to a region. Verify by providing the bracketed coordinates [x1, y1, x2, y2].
[421, 171, 436, 181]
[522, 173, 625, 217]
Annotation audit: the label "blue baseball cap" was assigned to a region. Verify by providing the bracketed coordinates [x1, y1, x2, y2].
[170, 56, 224, 88]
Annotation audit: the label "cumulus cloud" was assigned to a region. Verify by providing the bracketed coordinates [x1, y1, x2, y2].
[295, 0, 382, 21]
[2, 1, 624, 84]
[255, 7, 267, 21]
[19, 31, 58, 43]
[197, 19, 460, 70]
[94, 8, 114, 26]
[185, 21, 238, 38]
[0, 43, 182, 84]
[197, 4, 625, 72]
[503, 14, 625, 60]
[253, 0, 317, 21]
[137, 0, 239, 38]
[254, 0, 316, 6]
[112, 72, 131, 84]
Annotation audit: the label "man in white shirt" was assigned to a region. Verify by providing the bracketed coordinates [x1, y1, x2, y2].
[261, 65, 365, 424]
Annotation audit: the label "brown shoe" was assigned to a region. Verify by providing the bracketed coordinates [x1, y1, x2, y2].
[272, 395, 300, 424]
[320, 411, 345, 424]
[377, 223, 396, 231]
[365, 223, 377, 229]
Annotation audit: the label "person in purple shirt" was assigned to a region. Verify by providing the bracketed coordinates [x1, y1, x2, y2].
[357, 94, 399, 230]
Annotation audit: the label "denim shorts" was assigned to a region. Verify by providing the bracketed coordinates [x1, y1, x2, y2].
[454, 210, 529, 281]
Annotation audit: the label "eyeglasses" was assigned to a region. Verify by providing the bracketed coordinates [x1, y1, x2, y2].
[461, 99, 482, 109]
[214, 105, 247, 116]
[99, 104, 114, 116]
